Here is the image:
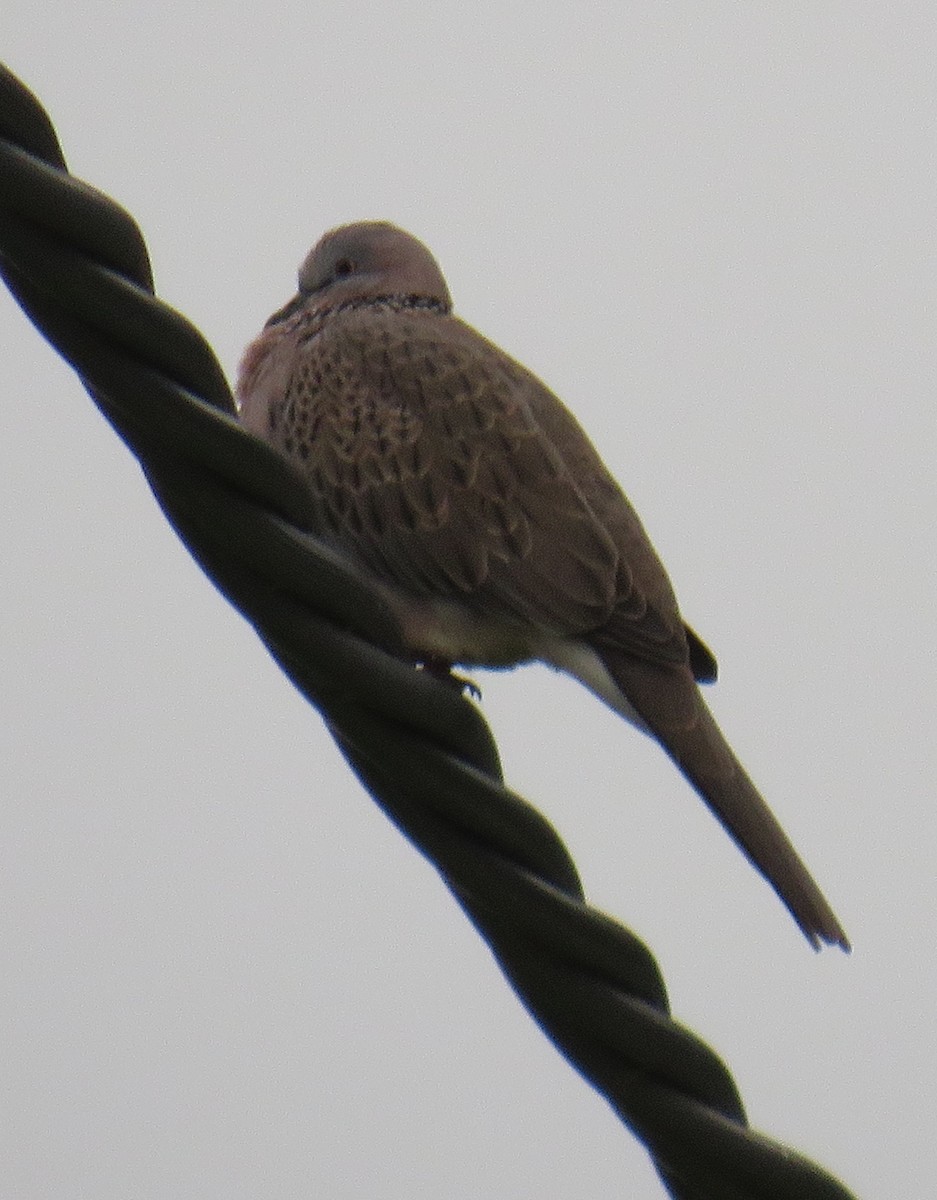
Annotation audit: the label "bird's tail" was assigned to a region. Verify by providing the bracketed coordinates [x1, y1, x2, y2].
[598, 649, 850, 951]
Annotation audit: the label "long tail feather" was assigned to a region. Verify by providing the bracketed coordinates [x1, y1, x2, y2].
[597, 648, 849, 950]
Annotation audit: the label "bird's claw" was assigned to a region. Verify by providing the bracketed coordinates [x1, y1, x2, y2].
[419, 659, 482, 701]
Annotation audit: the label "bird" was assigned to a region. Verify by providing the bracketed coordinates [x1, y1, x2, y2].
[236, 220, 849, 951]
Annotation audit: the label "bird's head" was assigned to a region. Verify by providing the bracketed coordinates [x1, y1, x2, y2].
[290, 221, 452, 315]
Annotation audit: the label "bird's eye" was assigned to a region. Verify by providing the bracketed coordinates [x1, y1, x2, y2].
[333, 257, 355, 278]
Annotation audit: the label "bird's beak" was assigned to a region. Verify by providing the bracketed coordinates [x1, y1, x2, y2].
[264, 292, 306, 328]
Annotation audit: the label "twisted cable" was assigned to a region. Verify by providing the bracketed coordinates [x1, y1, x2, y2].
[0, 63, 858, 1200]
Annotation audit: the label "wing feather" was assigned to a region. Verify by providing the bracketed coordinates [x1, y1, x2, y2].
[247, 304, 697, 668]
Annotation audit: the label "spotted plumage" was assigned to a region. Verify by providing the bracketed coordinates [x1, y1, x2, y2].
[237, 220, 848, 950]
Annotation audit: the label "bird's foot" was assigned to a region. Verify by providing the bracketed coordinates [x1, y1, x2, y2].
[419, 658, 482, 700]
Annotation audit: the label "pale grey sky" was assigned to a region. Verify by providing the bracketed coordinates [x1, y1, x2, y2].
[2, 5, 934, 1197]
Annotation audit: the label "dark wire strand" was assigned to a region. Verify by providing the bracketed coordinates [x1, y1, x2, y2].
[0, 63, 859, 1200]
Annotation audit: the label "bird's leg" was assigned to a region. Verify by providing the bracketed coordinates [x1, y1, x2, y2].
[419, 657, 482, 700]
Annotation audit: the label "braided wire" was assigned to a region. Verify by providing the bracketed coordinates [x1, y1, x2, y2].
[0, 64, 858, 1200]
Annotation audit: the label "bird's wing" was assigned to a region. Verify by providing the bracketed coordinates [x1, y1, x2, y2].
[283, 308, 694, 668]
